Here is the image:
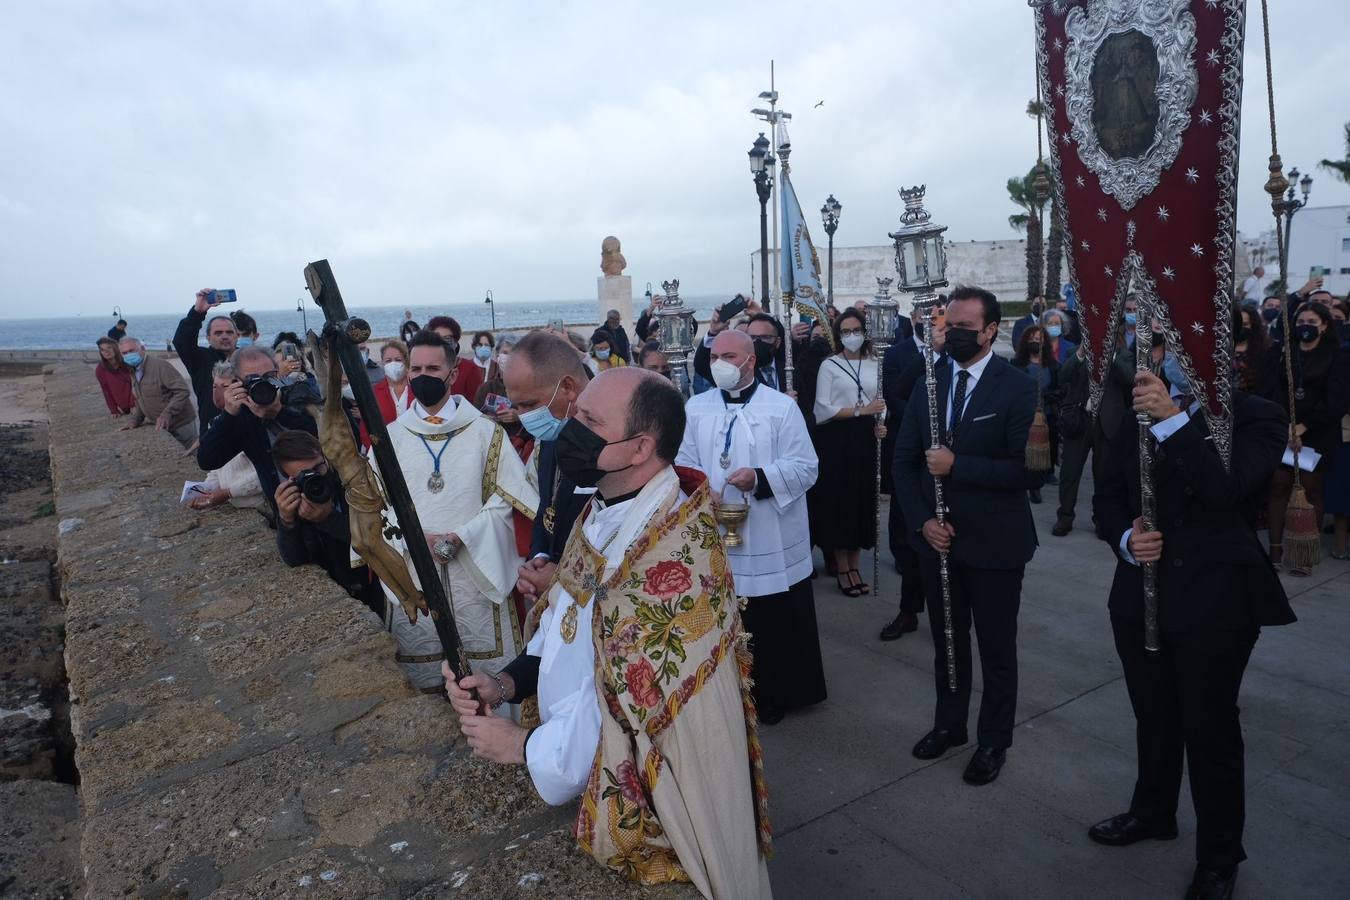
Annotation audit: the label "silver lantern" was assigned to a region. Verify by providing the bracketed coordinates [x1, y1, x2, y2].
[865, 275, 899, 351]
[655, 278, 696, 396]
[888, 185, 949, 299]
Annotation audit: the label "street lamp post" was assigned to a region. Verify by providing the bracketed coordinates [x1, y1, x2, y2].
[748, 133, 775, 306]
[484, 289, 496, 330]
[295, 297, 307, 333]
[821, 194, 842, 308]
[1279, 167, 1313, 287]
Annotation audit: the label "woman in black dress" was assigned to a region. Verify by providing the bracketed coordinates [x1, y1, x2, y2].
[812, 308, 885, 596]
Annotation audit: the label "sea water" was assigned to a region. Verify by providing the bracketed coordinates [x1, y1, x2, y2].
[0, 297, 733, 351]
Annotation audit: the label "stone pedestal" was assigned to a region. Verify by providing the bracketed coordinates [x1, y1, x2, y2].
[597, 275, 633, 334]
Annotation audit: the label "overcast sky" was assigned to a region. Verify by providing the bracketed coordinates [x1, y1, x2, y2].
[1, 0, 1346, 319]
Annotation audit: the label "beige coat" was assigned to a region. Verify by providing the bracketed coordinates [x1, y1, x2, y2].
[130, 356, 195, 430]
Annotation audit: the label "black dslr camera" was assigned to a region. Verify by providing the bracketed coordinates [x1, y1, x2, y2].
[293, 468, 334, 505]
[242, 373, 285, 406]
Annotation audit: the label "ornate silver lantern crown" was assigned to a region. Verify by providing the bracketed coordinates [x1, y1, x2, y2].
[888, 185, 949, 295]
[655, 277, 695, 396]
[865, 276, 900, 349]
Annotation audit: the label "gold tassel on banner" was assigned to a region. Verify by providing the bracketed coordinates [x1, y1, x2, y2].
[1025, 406, 1052, 472]
[1284, 481, 1322, 570]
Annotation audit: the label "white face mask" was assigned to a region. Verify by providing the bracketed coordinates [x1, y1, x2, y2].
[383, 360, 406, 381]
[842, 333, 866, 353]
[340, 384, 355, 401]
[710, 358, 748, 391]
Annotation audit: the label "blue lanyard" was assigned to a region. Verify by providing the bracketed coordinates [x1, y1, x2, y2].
[722, 412, 739, 458]
[418, 432, 453, 475]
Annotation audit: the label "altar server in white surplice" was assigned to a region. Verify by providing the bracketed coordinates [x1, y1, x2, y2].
[374, 331, 538, 698]
[676, 329, 828, 725]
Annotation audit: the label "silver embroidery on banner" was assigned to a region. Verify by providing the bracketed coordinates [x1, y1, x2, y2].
[1063, 0, 1198, 211]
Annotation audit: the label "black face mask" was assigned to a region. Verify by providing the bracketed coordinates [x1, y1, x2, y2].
[914, 321, 924, 339]
[1031, 303, 1044, 316]
[945, 327, 985, 363]
[1235, 326, 1253, 343]
[753, 340, 775, 368]
[1294, 323, 1320, 344]
[1261, 308, 1280, 322]
[1026, 342, 1042, 356]
[410, 373, 449, 407]
[555, 418, 640, 488]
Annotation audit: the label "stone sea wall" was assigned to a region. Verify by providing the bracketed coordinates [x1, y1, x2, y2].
[45, 365, 692, 898]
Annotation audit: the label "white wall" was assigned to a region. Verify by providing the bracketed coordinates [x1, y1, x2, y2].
[751, 238, 1033, 314]
[1286, 205, 1350, 297]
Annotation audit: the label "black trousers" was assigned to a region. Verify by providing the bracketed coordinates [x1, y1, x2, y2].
[1112, 613, 1258, 871]
[888, 499, 925, 616]
[920, 559, 1023, 749]
[1056, 422, 1108, 522]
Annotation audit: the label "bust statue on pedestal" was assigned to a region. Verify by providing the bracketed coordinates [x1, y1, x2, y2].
[597, 235, 633, 339]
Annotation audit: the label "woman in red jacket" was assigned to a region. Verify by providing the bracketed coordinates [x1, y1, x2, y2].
[95, 336, 135, 416]
[372, 339, 412, 425]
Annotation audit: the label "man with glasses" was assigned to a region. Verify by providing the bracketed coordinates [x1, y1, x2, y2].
[197, 345, 317, 506]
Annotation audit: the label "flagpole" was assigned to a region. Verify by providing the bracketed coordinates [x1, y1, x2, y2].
[777, 132, 795, 394]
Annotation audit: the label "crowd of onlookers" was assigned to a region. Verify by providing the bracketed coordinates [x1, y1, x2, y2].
[91, 275, 1350, 617]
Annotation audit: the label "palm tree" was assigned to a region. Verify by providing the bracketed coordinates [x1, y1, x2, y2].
[1319, 122, 1350, 184]
[1045, 193, 1064, 301]
[1007, 167, 1046, 300]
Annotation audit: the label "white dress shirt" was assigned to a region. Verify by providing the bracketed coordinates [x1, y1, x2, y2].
[814, 354, 880, 424]
[947, 350, 995, 430]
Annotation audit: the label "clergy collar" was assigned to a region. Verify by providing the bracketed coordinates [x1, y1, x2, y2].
[720, 379, 759, 404]
[402, 396, 479, 435]
[595, 485, 643, 508]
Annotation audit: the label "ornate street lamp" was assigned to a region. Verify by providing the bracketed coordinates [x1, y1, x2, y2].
[484, 289, 496, 330]
[748, 133, 775, 306]
[1278, 167, 1313, 279]
[654, 278, 696, 397]
[295, 297, 307, 333]
[888, 184, 955, 692]
[821, 194, 842, 308]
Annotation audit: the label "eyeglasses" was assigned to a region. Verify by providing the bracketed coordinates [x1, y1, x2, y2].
[750, 335, 776, 345]
[840, 327, 864, 336]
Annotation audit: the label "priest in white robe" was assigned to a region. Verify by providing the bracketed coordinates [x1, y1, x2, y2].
[676, 329, 827, 725]
[373, 332, 537, 697]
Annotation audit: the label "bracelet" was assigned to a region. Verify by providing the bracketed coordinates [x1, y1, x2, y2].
[489, 671, 509, 709]
[522, 725, 539, 765]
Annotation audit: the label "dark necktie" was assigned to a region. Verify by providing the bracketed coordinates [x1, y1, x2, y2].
[948, 369, 970, 443]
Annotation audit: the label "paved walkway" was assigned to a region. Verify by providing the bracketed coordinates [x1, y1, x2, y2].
[760, 474, 1350, 899]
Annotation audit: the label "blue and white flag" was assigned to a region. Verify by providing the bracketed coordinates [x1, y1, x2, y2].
[779, 167, 833, 344]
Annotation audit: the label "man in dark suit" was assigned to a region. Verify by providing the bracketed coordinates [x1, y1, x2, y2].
[1009, 296, 1045, 350]
[895, 286, 1040, 785]
[879, 306, 940, 641]
[502, 332, 592, 597]
[1090, 370, 1294, 900]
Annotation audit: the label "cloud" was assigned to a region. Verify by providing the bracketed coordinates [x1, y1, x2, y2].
[0, 0, 1346, 318]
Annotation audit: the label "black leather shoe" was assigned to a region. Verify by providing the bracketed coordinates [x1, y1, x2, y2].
[879, 612, 919, 641]
[912, 728, 968, 760]
[757, 705, 785, 726]
[1051, 516, 1073, 537]
[1185, 865, 1237, 900]
[1029, 488, 1043, 504]
[962, 746, 1006, 785]
[1087, 813, 1179, 846]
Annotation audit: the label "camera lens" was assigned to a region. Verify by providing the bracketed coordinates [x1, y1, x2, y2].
[246, 377, 279, 406]
[297, 470, 334, 504]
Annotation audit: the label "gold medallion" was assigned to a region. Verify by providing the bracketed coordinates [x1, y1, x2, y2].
[543, 506, 556, 533]
[560, 603, 578, 643]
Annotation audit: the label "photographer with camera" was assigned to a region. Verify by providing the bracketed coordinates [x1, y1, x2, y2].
[197, 345, 317, 506]
[270, 430, 384, 616]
